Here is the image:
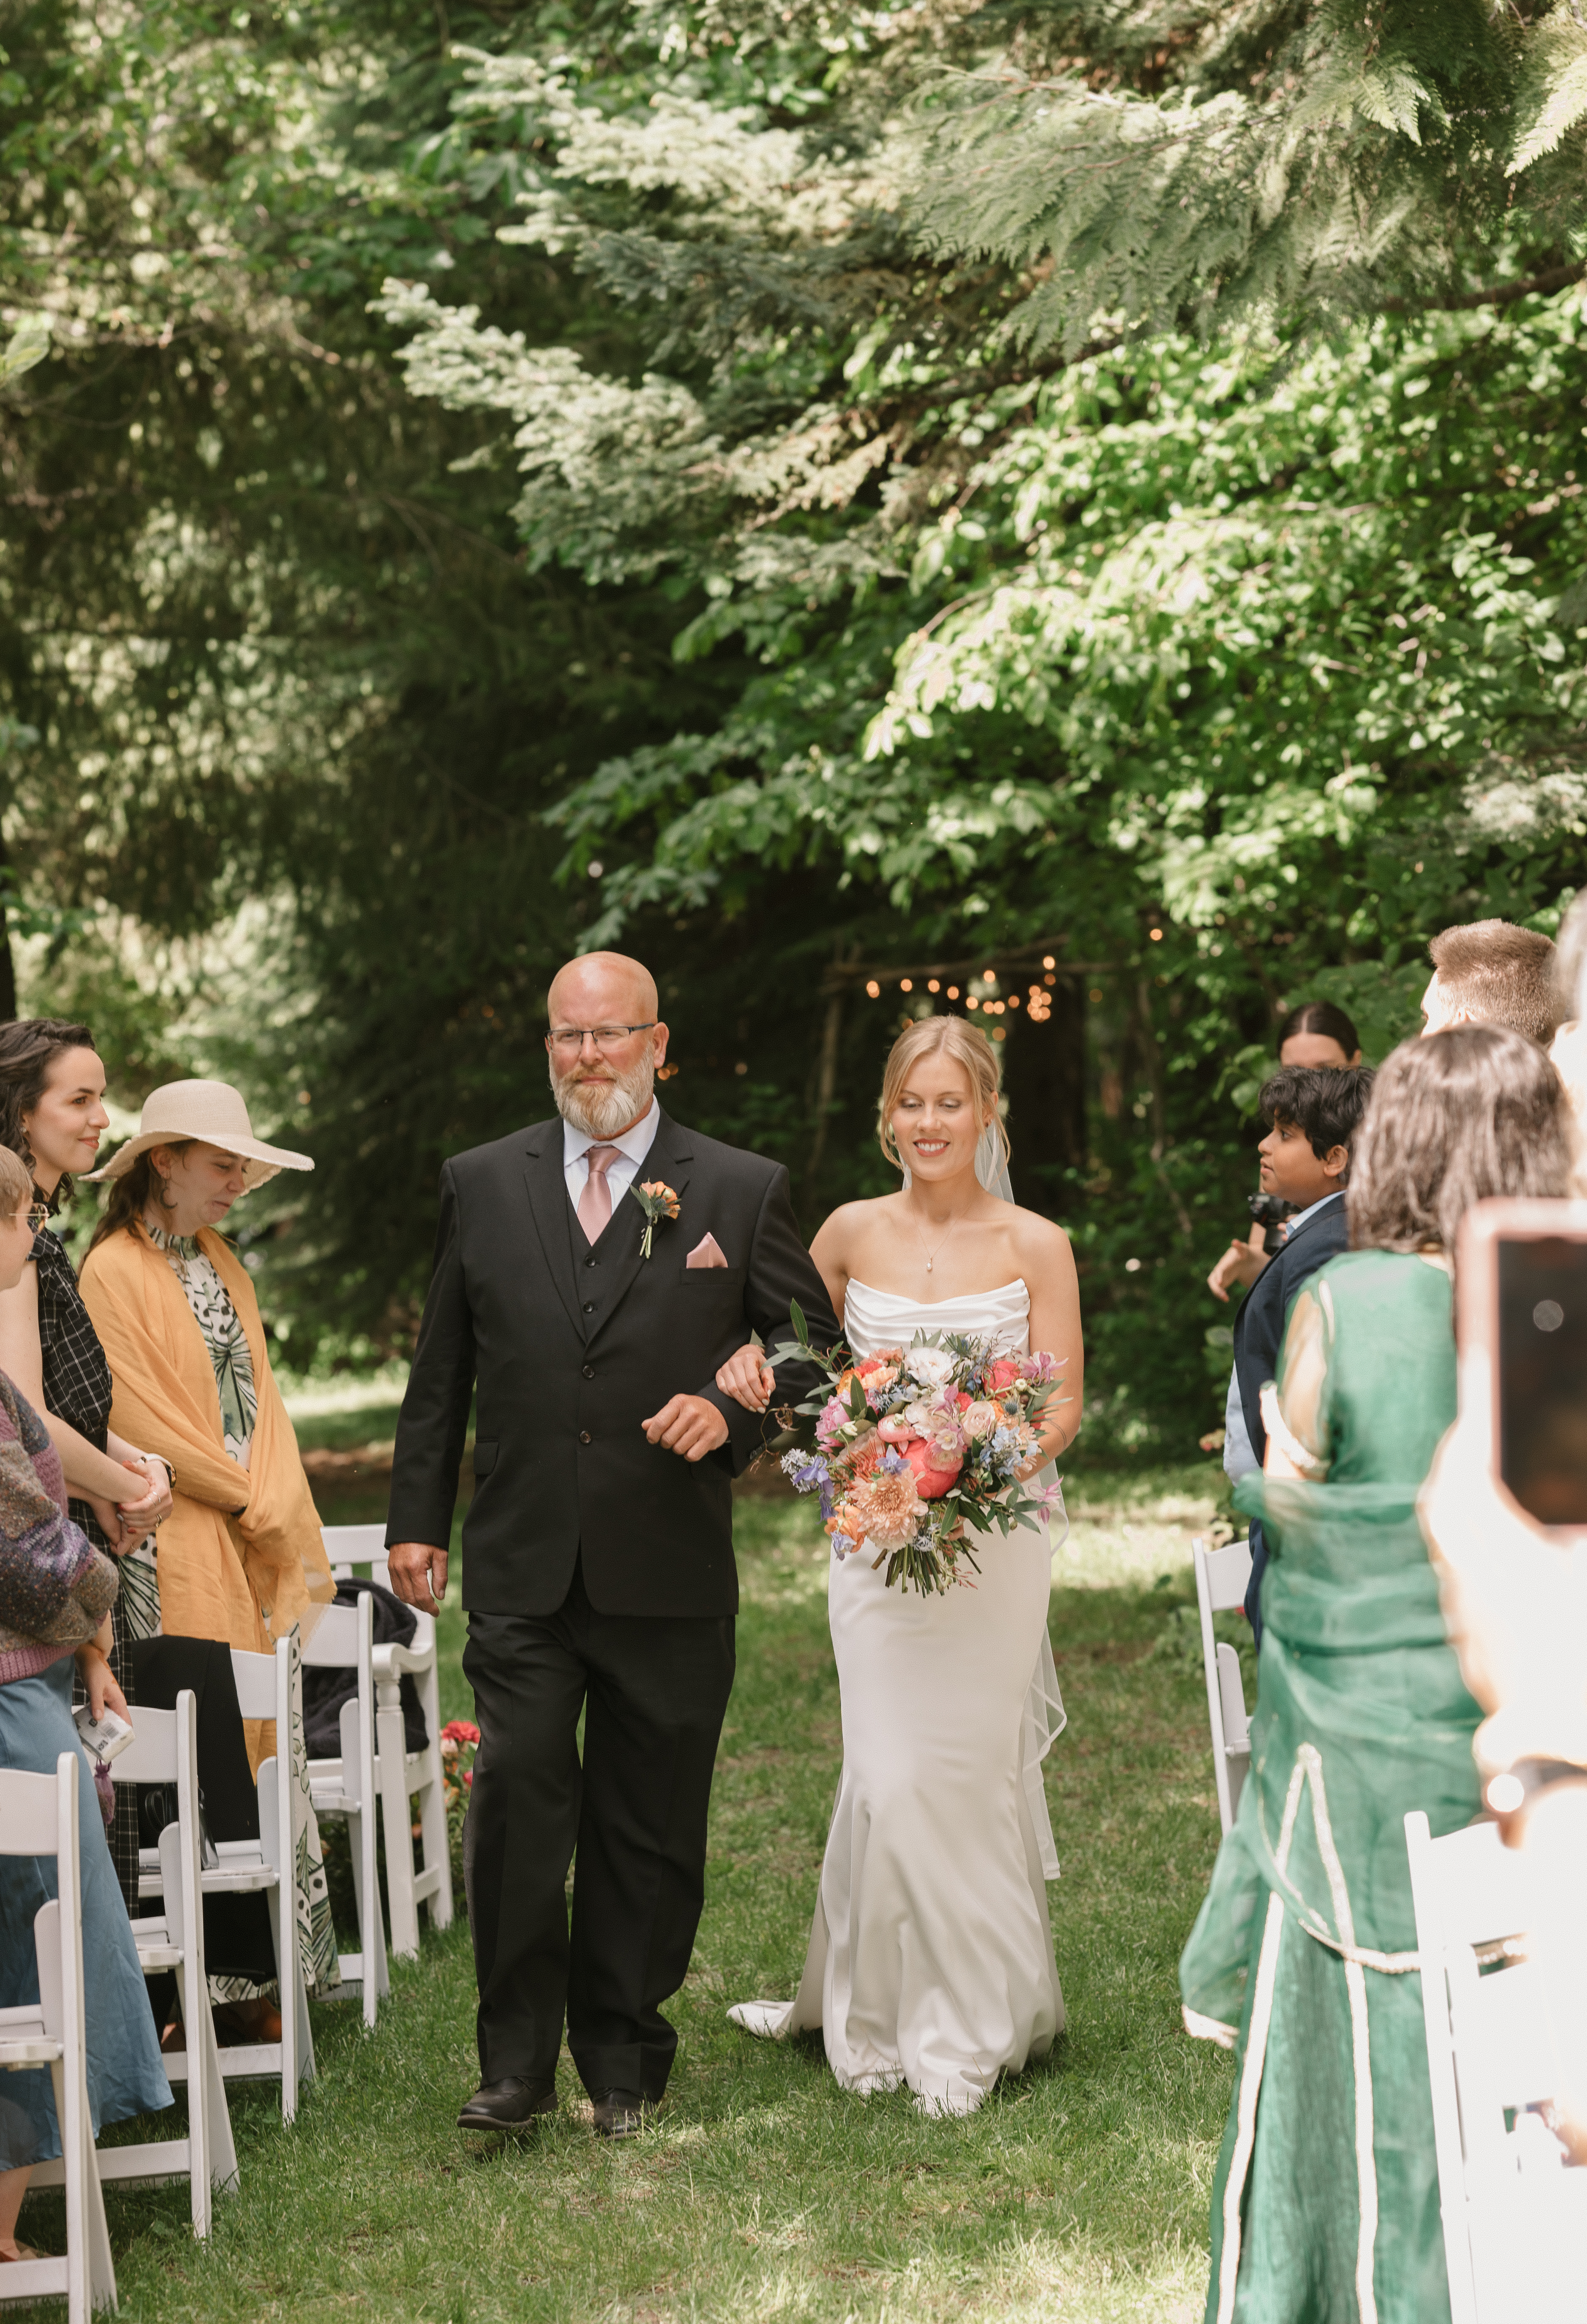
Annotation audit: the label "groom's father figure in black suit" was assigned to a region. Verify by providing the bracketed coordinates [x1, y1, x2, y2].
[386, 953, 838, 2137]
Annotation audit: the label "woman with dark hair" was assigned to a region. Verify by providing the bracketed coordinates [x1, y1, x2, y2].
[1208, 1002, 1364, 1305]
[0, 1021, 172, 1911]
[1181, 1025, 1573, 2324]
[1274, 999, 1362, 1070]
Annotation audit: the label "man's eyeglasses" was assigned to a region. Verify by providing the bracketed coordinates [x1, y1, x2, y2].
[25, 1203, 49, 1234]
[545, 1023, 657, 1054]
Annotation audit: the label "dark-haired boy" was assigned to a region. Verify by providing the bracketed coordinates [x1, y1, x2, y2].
[1226, 1065, 1375, 1641]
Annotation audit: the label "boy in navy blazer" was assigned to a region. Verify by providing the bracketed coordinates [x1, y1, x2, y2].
[1225, 1065, 1375, 1640]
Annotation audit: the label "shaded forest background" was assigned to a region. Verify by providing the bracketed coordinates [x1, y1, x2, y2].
[7, 0, 1587, 1455]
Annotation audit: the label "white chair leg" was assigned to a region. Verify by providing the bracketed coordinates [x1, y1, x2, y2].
[174, 1963, 209, 2238]
[201, 1990, 239, 2199]
[354, 1799, 387, 2022]
[377, 1692, 420, 1959]
[50, 2052, 114, 2322]
[48, 2060, 84, 2324]
[85, 2154, 115, 2318]
[416, 1662, 454, 1933]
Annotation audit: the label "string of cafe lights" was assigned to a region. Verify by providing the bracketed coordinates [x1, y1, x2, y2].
[834, 943, 1120, 1042]
[860, 959, 1059, 1038]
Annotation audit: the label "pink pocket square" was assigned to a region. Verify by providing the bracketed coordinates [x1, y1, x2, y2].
[685, 1233, 730, 1270]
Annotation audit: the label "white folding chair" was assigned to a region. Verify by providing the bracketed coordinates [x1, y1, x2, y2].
[0, 1754, 116, 2320]
[1405, 1809, 1587, 2324]
[323, 1526, 454, 1959]
[56, 1691, 240, 2236]
[223, 1632, 315, 2118]
[302, 1591, 387, 2028]
[1193, 1535, 1254, 1834]
[136, 1633, 314, 2122]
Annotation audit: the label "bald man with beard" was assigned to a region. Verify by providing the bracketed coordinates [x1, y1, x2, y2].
[386, 953, 839, 2139]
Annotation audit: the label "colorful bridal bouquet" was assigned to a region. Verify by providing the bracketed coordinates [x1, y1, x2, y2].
[773, 1302, 1067, 1597]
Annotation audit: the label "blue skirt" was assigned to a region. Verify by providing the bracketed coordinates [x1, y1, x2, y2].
[0, 1659, 172, 2167]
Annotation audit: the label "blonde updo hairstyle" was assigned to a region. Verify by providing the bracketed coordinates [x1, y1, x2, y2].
[877, 1016, 1010, 1180]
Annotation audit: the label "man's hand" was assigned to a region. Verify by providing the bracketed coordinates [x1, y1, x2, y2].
[388, 1539, 448, 1614]
[642, 1395, 730, 1462]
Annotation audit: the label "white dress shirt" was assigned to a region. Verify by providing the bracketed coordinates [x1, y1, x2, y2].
[562, 1098, 661, 1220]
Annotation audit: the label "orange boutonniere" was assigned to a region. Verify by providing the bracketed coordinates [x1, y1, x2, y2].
[629, 1179, 681, 1258]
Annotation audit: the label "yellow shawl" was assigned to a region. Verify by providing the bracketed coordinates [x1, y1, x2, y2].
[79, 1221, 333, 1670]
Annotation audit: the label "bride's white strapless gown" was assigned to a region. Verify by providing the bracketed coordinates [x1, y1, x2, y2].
[729, 1277, 1067, 2115]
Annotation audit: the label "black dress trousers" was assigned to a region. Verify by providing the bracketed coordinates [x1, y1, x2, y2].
[462, 1557, 735, 2101]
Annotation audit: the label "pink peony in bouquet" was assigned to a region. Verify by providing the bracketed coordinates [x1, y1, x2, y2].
[774, 1302, 1068, 1596]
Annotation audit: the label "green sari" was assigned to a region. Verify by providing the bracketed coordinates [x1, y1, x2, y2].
[1181, 1251, 1482, 2324]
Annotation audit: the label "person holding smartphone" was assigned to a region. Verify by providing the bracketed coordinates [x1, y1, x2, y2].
[1181, 1026, 1574, 2324]
[1418, 890, 1587, 2166]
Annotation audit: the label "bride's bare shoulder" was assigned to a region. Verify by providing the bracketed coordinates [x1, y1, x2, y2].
[1007, 1206, 1076, 1265]
[814, 1195, 897, 1252]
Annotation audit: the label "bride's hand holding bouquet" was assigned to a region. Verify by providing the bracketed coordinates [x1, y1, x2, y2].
[719, 1306, 1069, 1596]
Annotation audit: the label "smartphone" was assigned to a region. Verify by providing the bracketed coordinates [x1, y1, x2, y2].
[1459, 1200, 1587, 1533]
[71, 1704, 136, 1763]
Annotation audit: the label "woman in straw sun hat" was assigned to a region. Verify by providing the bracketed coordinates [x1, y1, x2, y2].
[78, 1077, 332, 1662]
[78, 1081, 341, 2023]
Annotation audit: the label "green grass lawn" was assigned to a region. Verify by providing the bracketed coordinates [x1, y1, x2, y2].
[42, 1468, 1240, 2321]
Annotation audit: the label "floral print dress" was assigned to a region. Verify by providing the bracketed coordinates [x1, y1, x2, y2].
[146, 1228, 340, 2000]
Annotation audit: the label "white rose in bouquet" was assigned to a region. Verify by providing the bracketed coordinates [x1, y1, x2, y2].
[905, 1346, 954, 1388]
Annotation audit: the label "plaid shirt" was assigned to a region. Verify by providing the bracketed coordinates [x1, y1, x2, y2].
[34, 1225, 141, 1907]
[33, 1227, 113, 1454]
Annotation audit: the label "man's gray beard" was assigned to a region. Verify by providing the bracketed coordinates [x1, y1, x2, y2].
[550, 1054, 656, 1139]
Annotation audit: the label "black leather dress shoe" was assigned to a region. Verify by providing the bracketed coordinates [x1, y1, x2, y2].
[591, 2088, 653, 2139]
[457, 2076, 558, 2130]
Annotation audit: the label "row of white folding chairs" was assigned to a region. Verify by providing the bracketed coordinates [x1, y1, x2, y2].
[310, 1524, 453, 1995]
[0, 1755, 115, 2321]
[0, 1531, 455, 2309]
[131, 1527, 452, 2061]
[0, 1708, 240, 2322]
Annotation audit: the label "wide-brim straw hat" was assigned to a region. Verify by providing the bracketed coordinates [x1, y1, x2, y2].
[86, 1080, 314, 1191]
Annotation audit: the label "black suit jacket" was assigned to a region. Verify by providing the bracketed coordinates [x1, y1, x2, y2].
[1232, 1192, 1350, 1468]
[385, 1108, 840, 1618]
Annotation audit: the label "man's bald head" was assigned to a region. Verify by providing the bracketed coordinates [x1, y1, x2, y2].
[545, 952, 669, 1138]
[547, 952, 658, 1030]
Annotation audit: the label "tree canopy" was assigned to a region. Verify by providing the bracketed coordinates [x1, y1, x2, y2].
[7, 0, 1587, 1444]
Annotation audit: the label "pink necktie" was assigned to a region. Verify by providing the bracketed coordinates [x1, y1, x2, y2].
[577, 1144, 620, 1243]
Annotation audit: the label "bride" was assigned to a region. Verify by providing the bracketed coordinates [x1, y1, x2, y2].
[721, 1015, 1084, 2114]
